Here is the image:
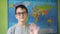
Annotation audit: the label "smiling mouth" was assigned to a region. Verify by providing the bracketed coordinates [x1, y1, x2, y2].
[19, 16, 24, 19]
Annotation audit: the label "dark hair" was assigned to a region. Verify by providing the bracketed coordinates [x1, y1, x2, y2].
[15, 5, 28, 14]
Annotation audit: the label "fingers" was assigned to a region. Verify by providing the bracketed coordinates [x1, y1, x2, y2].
[30, 23, 39, 30]
[29, 23, 40, 34]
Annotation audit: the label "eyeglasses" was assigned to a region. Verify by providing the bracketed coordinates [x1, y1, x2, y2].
[16, 12, 27, 15]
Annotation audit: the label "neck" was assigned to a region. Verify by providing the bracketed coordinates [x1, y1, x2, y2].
[18, 21, 26, 27]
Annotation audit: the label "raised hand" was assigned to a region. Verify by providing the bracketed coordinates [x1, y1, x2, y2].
[29, 23, 40, 34]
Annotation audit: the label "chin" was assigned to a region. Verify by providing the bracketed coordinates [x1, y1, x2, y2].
[20, 19, 25, 22]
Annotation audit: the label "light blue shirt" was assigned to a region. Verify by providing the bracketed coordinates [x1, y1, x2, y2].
[7, 24, 40, 34]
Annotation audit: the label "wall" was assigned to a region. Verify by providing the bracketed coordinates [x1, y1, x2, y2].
[58, 0, 60, 34]
[0, 0, 8, 34]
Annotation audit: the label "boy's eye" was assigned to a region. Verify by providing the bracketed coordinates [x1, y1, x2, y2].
[16, 12, 27, 15]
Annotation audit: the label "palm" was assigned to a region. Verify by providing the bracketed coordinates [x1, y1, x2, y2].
[29, 24, 39, 34]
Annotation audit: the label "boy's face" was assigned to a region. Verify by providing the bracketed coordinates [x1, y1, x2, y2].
[15, 8, 28, 22]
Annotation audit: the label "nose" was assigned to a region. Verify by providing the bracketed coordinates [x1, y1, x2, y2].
[20, 13, 24, 16]
[20, 14, 24, 18]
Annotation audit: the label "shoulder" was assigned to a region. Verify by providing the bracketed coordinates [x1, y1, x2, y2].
[7, 24, 17, 34]
[8, 25, 15, 31]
